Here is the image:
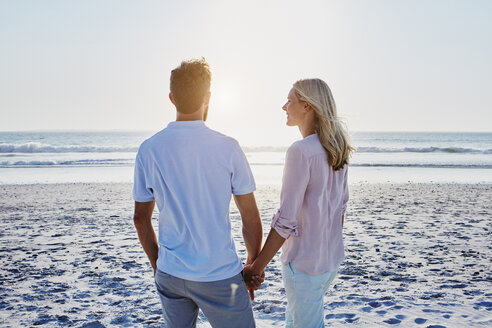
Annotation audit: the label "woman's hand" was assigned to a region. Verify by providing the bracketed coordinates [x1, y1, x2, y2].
[243, 263, 265, 300]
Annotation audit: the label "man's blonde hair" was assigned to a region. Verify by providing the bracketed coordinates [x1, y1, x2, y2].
[170, 57, 211, 114]
[293, 78, 355, 171]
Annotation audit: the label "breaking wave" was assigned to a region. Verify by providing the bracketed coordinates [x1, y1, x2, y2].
[355, 146, 492, 154]
[1, 142, 491, 155]
[0, 142, 138, 153]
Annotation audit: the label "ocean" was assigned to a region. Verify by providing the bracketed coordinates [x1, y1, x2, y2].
[0, 131, 491, 184]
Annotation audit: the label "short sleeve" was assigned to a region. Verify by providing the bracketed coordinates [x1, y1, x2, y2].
[271, 143, 310, 239]
[230, 142, 256, 195]
[133, 150, 155, 202]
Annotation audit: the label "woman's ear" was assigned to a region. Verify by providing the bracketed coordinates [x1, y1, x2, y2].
[304, 103, 312, 112]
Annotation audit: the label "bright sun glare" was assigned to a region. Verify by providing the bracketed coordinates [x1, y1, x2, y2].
[211, 84, 236, 108]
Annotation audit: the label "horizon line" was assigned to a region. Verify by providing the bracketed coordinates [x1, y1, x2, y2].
[1, 129, 491, 134]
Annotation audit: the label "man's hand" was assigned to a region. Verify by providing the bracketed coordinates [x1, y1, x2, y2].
[243, 264, 265, 301]
[244, 263, 265, 290]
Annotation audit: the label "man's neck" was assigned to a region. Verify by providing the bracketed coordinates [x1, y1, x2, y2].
[176, 110, 204, 121]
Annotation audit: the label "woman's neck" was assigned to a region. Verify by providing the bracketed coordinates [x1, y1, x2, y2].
[298, 115, 316, 138]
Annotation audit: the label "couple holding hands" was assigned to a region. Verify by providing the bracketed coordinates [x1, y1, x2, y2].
[133, 58, 354, 328]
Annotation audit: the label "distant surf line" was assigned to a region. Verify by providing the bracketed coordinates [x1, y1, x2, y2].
[2, 161, 492, 169]
[1, 143, 491, 154]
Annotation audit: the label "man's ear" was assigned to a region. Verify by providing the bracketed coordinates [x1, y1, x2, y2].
[204, 91, 211, 106]
[169, 93, 174, 104]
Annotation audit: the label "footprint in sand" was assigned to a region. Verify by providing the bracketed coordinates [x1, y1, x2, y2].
[383, 318, 401, 324]
[81, 321, 105, 328]
[414, 318, 427, 324]
[368, 301, 381, 308]
[325, 313, 359, 323]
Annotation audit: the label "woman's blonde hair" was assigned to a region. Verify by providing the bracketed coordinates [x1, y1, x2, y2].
[293, 78, 355, 171]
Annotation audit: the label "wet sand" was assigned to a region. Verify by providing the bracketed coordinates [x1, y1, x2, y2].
[0, 183, 491, 327]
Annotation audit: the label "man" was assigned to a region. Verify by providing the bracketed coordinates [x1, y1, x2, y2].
[133, 58, 263, 328]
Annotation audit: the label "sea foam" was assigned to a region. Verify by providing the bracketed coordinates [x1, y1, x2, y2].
[0, 142, 138, 153]
[356, 146, 492, 154]
[1, 142, 491, 154]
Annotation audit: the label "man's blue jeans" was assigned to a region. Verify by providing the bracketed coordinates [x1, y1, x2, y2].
[154, 269, 255, 328]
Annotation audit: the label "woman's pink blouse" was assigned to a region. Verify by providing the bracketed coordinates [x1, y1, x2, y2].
[271, 134, 349, 275]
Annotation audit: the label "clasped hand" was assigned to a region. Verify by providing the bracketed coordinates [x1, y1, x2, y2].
[243, 264, 265, 301]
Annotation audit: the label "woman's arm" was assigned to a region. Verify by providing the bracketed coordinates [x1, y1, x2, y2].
[243, 228, 285, 283]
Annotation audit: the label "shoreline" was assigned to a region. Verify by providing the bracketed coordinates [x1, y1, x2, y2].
[2, 165, 492, 185]
[2, 181, 492, 187]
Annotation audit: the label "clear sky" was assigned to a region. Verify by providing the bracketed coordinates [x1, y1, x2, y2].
[1, 0, 491, 146]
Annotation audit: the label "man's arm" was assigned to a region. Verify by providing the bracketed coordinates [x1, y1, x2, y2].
[133, 201, 158, 275]
[233, 193, 262, 263]
[233, 193, 263, 299]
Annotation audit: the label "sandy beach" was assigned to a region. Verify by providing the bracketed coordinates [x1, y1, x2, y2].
[0, 182, 491, 327]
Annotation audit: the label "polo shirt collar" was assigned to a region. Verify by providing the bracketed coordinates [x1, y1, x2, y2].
[167, 120, 206, 129]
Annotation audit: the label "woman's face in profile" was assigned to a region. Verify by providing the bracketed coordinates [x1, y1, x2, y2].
[282, 88, 306, 127]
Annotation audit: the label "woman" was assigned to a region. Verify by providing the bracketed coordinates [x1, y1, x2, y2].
[245, 78, 354, 327]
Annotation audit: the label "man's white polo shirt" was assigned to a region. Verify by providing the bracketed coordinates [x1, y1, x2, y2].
[133, 120, 256, 282]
